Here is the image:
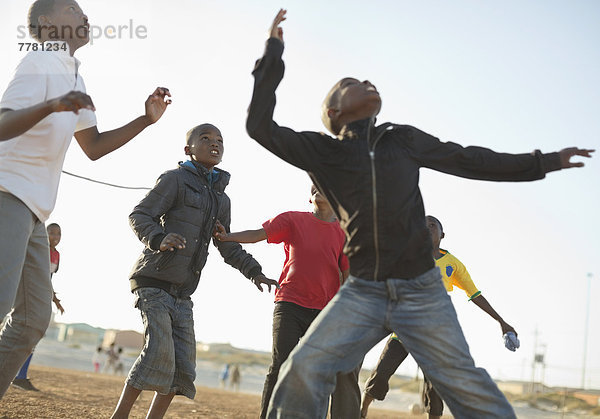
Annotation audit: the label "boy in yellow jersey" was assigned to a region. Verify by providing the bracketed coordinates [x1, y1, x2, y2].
[360, 215, 518, 419]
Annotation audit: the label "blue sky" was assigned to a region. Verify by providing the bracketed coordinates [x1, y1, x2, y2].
[1, 0, 598, 389]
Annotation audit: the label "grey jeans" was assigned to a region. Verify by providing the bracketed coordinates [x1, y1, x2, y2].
[0, 191, 52, 398]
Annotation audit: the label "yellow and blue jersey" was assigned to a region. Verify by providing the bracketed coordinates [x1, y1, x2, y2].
[391, 249, 479, 340]
[436, 249, 480, 300]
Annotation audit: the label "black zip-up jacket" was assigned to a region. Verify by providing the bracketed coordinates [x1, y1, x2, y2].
[128, 160, 262, 297]
[247, 38, 562, 281]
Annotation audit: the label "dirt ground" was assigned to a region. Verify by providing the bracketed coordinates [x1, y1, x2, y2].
[0, 366, 415, 418]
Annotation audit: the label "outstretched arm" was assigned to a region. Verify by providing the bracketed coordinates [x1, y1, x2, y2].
[213, 220, 267, 243]
[247, 10, 334, 171]
[470, 294, 516, 336]
[406, 126, 594, 181]
[74, 87, 171, 160]
[214, 200, 278, 293]
[0, 91, 95, 141]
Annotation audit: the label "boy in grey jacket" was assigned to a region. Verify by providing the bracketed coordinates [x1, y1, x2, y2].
[110, 123, 278, 419]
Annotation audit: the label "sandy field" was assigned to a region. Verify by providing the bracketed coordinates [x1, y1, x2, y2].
[0, 365, 413, 419]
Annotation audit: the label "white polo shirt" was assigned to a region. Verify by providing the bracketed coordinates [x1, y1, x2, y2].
[0, 42, 97, 222]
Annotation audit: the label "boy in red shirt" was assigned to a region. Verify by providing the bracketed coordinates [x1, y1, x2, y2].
[214, 185, 358, 419]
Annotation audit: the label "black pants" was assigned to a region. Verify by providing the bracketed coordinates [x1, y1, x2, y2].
[363, 336, 444, 416]
[260, 301, 361, 419]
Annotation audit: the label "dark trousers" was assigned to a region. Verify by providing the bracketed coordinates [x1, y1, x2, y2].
[363, 336, 444, 416]
[260, 301, 361, 419]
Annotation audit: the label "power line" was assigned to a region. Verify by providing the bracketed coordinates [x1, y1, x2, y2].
[61, 170, 151, 191]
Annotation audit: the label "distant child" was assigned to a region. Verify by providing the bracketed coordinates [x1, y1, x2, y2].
[12, 222, 64, 392]
[47, 223, 65, 314]
[110, 123, 278, 419]
[92, 346, 104, 373]
[0, 0, 171, 398]
[104, 342, 118, 374]
[220, 364, 230, 389]
[247, 10, 593, 418]
[114, 347, 125, 375]
[361, 215, 520, 419]
[214, 185, 359, 419]
[230, 364, 241, 392]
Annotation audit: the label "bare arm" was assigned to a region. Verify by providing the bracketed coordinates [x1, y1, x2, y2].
[340, 269, 350, 284]
[214, 220, 267, 243]
[471, 294, 516, 336]
[0, 91, 95, 141]
[74, 87, 171, 160]
[52, 292, 65, 315]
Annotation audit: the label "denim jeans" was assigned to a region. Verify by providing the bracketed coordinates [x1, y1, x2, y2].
[267, 268, 516, 418]
[126, 287, 196, 399]
[0, 192, 52, 399]
[261, 301, 361, 419]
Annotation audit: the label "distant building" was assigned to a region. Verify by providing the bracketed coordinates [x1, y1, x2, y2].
[572, 390, 600, 406]
[44, 313, 61, 340]
[58, 323, 105, 345]
[497, 380, 552, 395]
[197, 342, 237, 353]
[102, 329, 143, 351]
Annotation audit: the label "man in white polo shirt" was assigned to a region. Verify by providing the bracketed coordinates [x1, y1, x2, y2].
[0, 0, 171, 398]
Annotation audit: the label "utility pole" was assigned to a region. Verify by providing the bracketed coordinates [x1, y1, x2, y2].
[530, 327, 538, 393]
[530, 327, 546, 394]
[581, 272, 593, 389]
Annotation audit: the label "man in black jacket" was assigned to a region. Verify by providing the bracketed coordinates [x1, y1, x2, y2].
[247, 10, 594, 419]
[110, 123, 278, 419]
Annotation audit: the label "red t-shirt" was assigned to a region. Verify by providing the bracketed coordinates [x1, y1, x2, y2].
[50, 248, 60, 275]
[262, 211, 349, 310]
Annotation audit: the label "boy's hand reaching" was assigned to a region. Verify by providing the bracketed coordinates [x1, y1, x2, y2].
[559, 147, 594, 168]
[160, 232, 186, 252]
[52, 292, 65, 315]
[213, 220, 229, 241]
[251, 274, 280, 293]
[500, 321, 516, 337]
[144, 87, 172, 125]
[269, 9, 286, 43]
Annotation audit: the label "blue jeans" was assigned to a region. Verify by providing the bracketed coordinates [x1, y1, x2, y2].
[267, 268, 515, 418]
[126, 287, 196, 399]
[0, 192, 52, 399]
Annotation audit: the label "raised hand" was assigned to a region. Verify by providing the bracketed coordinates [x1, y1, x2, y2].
[144, 87, 172, 124]
[213, 220, 228, 241]
[559, 147, 594, 168]
[269, 9, 287, 43]
[160, 232, 186, 252]
[251, 274, 280, 293]
[52, 292, 65, 315]
[50, 91, 95, 114]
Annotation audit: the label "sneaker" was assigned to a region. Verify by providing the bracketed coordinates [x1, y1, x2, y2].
[11, 378, 40, 391]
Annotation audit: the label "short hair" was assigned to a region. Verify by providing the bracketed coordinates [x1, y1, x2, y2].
[185, 123, 219, 145]
[28, 0, 57, 41]
[426, 215, 443, 233]
[321, 81, 344, 135]
[47, 222, 61, 230]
